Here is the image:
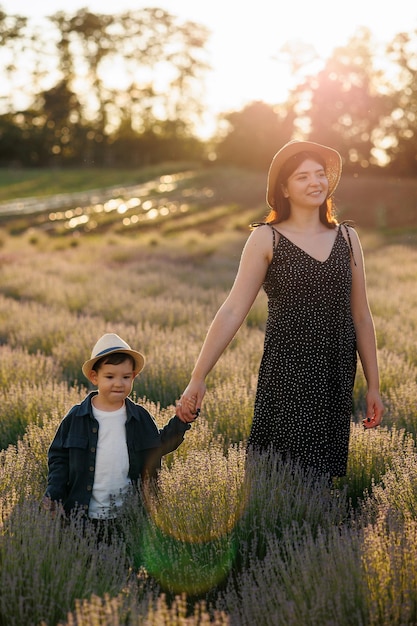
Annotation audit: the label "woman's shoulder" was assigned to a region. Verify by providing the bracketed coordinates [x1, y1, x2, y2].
[247, 221, 278, 245]
[250, 221, 282, 237]
[339, 221, 360, 242]
[250, 220, 279, 230]
[246, 222, 280, 262]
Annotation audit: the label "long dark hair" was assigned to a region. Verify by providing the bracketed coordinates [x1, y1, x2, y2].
[266, 151, 337, 228]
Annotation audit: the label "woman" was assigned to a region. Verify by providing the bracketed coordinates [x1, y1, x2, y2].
[176, 140, 383, 477]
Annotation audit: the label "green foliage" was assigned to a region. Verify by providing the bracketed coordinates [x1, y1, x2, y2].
[383, 381, 417, 437]
[338, 424, 415, 506]
[0, 420, 65, 503]
[0, 163, 198, 203]
[0, 6, 209, 167]
[0, 381, 84, 449]
[361, 510, 417, 624]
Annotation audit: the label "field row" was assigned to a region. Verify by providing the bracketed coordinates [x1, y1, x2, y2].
[0, 199, 416, 623]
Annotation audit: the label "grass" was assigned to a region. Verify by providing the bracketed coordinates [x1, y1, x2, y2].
[0, 162, 197, 202]
[0, 164, 416, 623]
[1, 162, 416, 237]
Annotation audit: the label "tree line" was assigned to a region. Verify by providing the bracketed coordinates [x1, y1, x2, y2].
[1, 6, 417, 175]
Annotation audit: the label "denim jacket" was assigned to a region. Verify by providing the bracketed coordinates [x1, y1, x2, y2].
[45, 391, 190, 514]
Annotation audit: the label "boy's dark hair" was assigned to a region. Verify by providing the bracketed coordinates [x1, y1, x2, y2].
[92, 352, 136, 372]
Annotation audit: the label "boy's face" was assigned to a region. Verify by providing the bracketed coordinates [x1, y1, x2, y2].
[88, 358, 136, 411]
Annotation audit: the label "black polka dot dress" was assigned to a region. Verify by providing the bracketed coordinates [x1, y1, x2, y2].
[248, 224, 357, 477]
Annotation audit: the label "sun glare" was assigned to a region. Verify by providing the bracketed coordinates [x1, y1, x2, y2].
[1, 0, 416, 136]
[199, 0, 416, 116]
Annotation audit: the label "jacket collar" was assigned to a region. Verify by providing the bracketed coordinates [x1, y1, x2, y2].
[72, 391, 139, 422]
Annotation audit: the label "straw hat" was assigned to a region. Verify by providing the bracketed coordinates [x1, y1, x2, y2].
[82, 333, 145, 379]
[266, 140, 342, 209]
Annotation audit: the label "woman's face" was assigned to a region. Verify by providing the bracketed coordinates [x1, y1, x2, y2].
[281, 158, 329, 209]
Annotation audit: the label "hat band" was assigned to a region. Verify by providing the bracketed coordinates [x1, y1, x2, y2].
[94, 346, 129, 358]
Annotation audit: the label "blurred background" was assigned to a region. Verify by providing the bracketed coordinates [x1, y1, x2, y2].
[0, 0, 417, 179]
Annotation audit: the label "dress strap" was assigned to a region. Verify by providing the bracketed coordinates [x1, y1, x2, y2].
[270, 224, 276, 251]
[250, 221, 280, 252]
[341, 222, 357, 266]
[267, 223, 281, 252]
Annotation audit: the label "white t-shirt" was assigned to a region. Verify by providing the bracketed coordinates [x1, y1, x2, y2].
[89, 403, 130, 519]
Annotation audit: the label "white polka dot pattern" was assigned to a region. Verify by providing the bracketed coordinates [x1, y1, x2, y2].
[248, 225, 357, 477]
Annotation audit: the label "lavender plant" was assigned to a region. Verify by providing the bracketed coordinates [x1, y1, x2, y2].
[0, 499, 128, 626]
[0, 201, 414, 624]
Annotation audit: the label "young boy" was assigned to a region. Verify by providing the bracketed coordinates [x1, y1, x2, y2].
[43, 333, 193, 520]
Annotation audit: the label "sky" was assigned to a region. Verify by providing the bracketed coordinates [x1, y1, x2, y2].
[2, 0, 417, 135]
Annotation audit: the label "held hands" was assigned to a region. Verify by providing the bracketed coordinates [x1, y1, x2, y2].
[176, 381, 206, 423]
[362, 390, 384, 429]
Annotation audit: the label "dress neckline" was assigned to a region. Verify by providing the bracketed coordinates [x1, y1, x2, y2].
[270, 225, 341, 264]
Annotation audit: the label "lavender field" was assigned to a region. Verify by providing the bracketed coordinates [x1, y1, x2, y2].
[0, 166, 416, 624]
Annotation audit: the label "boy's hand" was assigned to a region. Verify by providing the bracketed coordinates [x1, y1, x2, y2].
[41, 495, 61, 519]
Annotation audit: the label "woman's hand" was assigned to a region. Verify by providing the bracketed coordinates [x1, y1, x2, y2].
[176, 380, 206, 423]
[362, 390, 384, 429]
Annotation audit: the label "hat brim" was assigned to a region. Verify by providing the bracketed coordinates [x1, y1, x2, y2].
[82, 348, 145, 379]
[266, 141, 342, 209]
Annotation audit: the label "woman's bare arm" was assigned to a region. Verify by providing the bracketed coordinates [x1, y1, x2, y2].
[177, 226, 272, 422]
[347, 227, 384, 427]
